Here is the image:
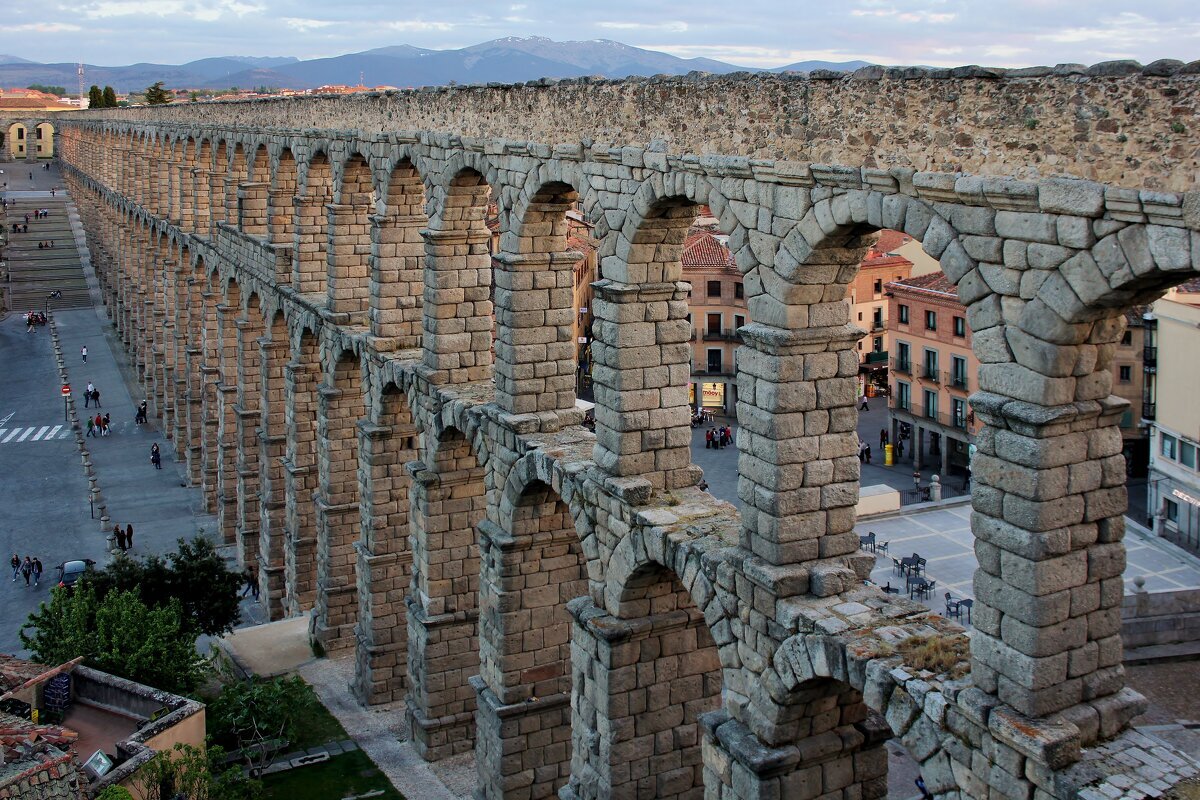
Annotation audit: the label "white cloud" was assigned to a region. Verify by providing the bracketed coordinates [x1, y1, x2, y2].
[382, 20, 457, 32]
[597, 21, 689, 33]
[78, 0, 261, 20]
[983, 44, 1030, 59]
[849, 7, 956, 24]
[283, 17, 336, 32]
[8, 21, 83, 32]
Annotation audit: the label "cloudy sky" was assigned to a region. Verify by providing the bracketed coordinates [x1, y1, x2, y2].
[2, 1, 1198, 68]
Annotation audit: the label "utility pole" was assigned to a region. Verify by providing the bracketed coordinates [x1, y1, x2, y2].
[77, 63, 85, 107]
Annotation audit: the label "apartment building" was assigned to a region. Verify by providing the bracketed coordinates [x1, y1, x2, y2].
[1145, 279, 1200, 554]
[886, 272, 980, 477]
[684, 229, 746, 415]
[850, 230, 914, 395]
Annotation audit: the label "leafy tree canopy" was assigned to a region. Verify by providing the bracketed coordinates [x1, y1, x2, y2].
[102, 86, 117, 108]
[88, 85, 103, 109]
[144, 81, 171, 105]
[20, 586, 205, 694]
[29, 84, 67, 97]
[208, 676, 318, 774]
[134, 743, 260, 800]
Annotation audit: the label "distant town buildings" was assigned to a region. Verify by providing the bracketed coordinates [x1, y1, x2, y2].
[1145, 278, 1200, 553]
[850, 230, 914, 396]
[683, 227, 745, 414]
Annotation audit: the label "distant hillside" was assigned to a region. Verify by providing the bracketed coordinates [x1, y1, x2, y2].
[0, 38, 875, 93]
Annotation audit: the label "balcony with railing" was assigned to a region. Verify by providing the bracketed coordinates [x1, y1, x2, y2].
[1143, 345, 1157, 368]
[892, 357, 912, 375]
[871, 319, 885, 331]
[1142, 401, 1156, 421]
[863, 351, 890, 365]
[922, 364, 940, 383]
[702, 328, 741, 342]
[948, 371, 969, 391]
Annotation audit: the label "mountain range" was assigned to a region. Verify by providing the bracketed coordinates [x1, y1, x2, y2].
[0, 37, 870, 93]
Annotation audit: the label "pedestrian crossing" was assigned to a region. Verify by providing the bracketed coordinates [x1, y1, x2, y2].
[0, 425, 68, 444]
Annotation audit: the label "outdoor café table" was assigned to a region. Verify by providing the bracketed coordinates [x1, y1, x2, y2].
[900, 555, 921, 575]
[907, 575, 929, 600]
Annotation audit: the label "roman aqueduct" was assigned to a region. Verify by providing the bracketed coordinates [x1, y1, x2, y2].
[36, 62, 1200, 798]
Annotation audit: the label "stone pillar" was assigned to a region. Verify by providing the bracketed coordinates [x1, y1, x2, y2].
[353, 417, 416, 705]
[237, 182, 269, 237]
[313, 377, 362, 653]
[326, 203, 370, 319]
[405, 454, 485, 761]
[493, 250, 580, 416]
[257, 336, 290, 618]
[283, 357, 321, 615]
[198, 292, 221, 511]
[209, 169, 227, 228]
[235, 316, 264, 567]
[215, 304, 240, 542]
[561, 597, 721, 800]
[268, 187, 294, 245]
[735, 322, 863, 569]
[192, 169, 211, 237]
[421, 228, 494, 383]
[176, 162, 194, 232]
[969, 389, 1142, 736]
[369, 211, 425, 349]
[589, 279, 697, 492]
[292, 196, 327, 297]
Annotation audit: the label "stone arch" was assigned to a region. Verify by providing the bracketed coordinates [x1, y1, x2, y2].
[476, 475, 588, 800]
[327, 152, 373, 316]
[283, 324, 322, 615]
[406, 424, 488, 760]
[419, 163, 496, 384]
[494, 176, 584, 415]
[294, 149, 333, 296]
[35, 121, 54, 158]
[369, 154, 428, 346]
[270, 147, 299, 245]
[565, 554, 724, 800]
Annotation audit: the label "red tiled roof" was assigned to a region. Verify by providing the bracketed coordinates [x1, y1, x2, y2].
[870, 229, 912, 256]
[0, 656, 51, 694]
[888, 271, 958, 299]
[682, 231, 736, 270]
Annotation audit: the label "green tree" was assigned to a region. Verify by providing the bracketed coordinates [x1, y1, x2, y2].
[208, 676, 317, 774]
[87, 536, 242, 637]
[20, 586, 206, 694]
[144, 81, 171, 105]
[95, 787, 135, 800]
[88, 85, 103, 108]
[133, 743, 260, 800]
[102, 85, 117, 107]
[29, 83, 68, 96]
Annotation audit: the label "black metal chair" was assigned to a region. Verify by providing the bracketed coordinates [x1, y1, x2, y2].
[876, 540, 889, 554]
[944, 592, 962, 619]
[892, 557, 905, 577]
[918, 579, 936, 601]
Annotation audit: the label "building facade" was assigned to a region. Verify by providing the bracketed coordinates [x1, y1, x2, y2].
[851, 230, 913, 394]
[1146, 279, 1200, 554]
[886, 273, 981, 477]
[684, 229, 745, 414]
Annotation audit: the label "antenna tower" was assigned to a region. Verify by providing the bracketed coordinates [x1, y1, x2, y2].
[77, 63, 85, 104]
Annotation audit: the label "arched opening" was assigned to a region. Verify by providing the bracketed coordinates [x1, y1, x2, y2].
[313, 348, 364, 652]
[422, 167, 494, 383]
[193, 139, 213, 235]
[238, 143, 271, 237]
[406, 426, 486, 760]
[8, 123, 27, 159]
[209, 139, 229, 228]
[294, 151, 332, 297]
[495, 181, 584, 416]
[328, 153, 373, 317]
[475, 478, 587, 799]
[36, 122, 54, 158]
[257, 310, 290, 617]
[371, 158, 427, 347]
[284, 327, 321, 616]
[225, 142, 246, 225]
[269, 148, 298, 245]
[566, 560, 722, 800]
[354, 382, 418, 704]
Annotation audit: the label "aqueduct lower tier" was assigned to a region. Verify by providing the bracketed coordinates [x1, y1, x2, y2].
[54, 67, 1200, 799]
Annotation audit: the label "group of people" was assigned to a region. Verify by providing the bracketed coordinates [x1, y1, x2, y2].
[87, 413, 113, 437]
[83, 381, 103, 408]
[10, 222, 28, 233]
[10, 555, 45, 587]
[24, 311, 47, 332]
[690, 408, 714, 428]
[111, 524, 135, 551]
[704, 425, 734, 449]
[37, 240, 57, 249]
[30, 208, 51, 220]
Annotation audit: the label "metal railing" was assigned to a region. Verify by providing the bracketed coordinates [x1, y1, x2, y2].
[892, 358, 912, 375]
[1143, 346, 1157, 367]
[922, 365, 940, 382]
[1142, 401, 1156, 421]
[948, 372, 969, 391]
[864, 351, 889, 365]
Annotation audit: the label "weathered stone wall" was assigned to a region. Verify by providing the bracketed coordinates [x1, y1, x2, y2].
[66, 65, 1200, 190]
[54, 99, 1200, 800]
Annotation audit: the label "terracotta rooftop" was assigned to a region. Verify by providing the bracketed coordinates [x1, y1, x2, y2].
[0, 656, 51, 695]
[868, 229, 912, 257]
[887, 271, 958, 299]
[682, 230, 737, 271]
[0, 712, 82, 800]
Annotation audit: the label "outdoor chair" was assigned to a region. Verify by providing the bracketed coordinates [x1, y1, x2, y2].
[944, 592, 962, 619]
[876, 541, 889, 554]
[892, 557, 905, 577]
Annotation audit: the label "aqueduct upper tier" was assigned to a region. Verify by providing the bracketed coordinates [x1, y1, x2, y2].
[53, 65, 1200, 800]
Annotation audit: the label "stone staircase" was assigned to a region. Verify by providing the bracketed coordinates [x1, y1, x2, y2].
[3, 198, 91, 310]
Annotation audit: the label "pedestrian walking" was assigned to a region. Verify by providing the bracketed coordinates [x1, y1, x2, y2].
[94, 414, 103, 436]
[32, 558, 42, 587]
[896, 439, 905, 461]
[859, 395, 870, 411]
[81, 345, 88, 363]
[86, 416, 96, 437]
[880, 428, 888, 448]
[20, 557, 32, 586]
[865, 444, 872, 464]
[114, 524, 125, 551]
[85, 382, 94, 408]
[136, 400, 148, 424]
[151, 442, 161, 470]
[125, 523, 134, 549]
[241, 567, 259, 598]
[705, 428, 713, 449]
[10, 554, 20, 581]
[92, 388, 101, 408]
[859, 440, 868, 463]
[102, 413, 111, 436]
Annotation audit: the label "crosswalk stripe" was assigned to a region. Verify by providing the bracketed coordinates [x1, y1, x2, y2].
[30, 426, 50, 441]
[47, 425, 62, 439]
[16, 428, 34, 442]
[2, 429, 20, 443]
[0, 426, 73, 444]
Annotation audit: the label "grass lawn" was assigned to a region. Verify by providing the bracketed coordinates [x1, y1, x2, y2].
[261, 750, 404, 800]
[288, 682, 350, 750]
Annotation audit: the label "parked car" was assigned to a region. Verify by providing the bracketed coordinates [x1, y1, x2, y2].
[56, 559, 96, 590]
